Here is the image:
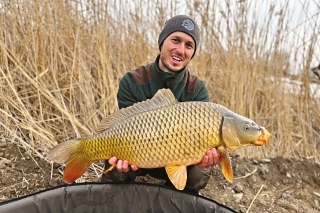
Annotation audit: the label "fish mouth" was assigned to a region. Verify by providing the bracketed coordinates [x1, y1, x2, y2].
[254, 129, 271, 146]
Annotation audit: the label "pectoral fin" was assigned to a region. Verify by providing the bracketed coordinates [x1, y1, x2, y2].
[218, 146, 233, 182]
[165, 165, 187, 190]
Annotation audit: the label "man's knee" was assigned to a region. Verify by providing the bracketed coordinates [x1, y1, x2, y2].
[185, 165, 211, 192]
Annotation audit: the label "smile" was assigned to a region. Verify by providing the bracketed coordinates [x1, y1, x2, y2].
[172, 56, 182, 62]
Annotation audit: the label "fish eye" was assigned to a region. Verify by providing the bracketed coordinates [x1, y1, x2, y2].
[244, 124, 250, 130]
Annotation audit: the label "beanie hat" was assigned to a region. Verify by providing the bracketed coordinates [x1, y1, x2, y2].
[158, 15, 200, 58]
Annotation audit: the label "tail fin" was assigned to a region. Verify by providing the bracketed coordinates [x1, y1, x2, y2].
[47, 139, 92, 183]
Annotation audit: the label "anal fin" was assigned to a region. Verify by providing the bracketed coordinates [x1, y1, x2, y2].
[103, 164, 116, 174]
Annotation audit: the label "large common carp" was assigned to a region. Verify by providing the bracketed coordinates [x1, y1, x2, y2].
[47, 89, 270, 190]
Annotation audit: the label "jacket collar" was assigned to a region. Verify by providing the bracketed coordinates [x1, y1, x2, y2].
[151, 55, 186, 87]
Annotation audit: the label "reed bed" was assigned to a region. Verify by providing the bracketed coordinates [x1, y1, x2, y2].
[0, 0, 319, 172]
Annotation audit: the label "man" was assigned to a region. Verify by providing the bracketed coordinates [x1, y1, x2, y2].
[101, 15, 221, 193]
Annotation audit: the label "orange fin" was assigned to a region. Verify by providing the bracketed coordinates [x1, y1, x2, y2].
[63, 156, 93, 183]
[165, 165, 187, 190]
[103, 164, 116, 174]
[218, 146, 233, 182]
[47, 139, 91, 183]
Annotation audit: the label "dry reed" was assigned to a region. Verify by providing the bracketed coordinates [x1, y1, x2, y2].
[0, 0, 319, 181]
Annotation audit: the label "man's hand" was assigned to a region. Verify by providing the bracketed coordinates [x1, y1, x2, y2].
[108, 157, 138, 172]
[197, 148, 221, 168]
[108, 148, 220, 172]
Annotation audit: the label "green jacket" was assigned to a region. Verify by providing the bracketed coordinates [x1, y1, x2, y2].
[117, 55, 210, 109]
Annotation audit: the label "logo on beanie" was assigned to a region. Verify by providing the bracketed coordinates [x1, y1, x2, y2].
[182, 19, 195, 31]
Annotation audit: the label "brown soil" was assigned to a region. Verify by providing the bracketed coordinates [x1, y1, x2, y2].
[0, 141, 319, 213]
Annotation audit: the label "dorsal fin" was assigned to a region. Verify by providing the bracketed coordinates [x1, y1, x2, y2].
[97, 89, 177, 133]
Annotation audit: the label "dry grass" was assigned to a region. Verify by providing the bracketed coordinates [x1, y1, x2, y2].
[0, 0, 319, 174]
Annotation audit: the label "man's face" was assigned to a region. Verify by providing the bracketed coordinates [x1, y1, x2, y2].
[158, 31, 195, 73]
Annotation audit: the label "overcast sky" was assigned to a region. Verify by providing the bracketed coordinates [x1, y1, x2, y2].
[105, 0, 319, 73]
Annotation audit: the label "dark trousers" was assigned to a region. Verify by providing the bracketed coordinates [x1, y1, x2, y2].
[101, 161, 211, 193]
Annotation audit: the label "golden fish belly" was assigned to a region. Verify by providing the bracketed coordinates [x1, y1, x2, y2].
[82, 102, 224, 168]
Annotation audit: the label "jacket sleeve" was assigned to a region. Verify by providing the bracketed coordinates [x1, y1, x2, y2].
[117, 72, 139, 109]
[101, 73, 139, 183]
[193, 81, 210, 102]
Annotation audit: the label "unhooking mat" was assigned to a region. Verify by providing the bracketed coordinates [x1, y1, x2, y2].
[0, 182, 237, 213]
